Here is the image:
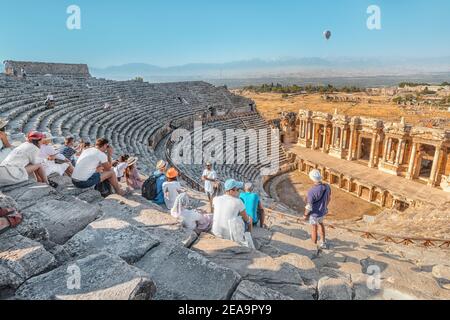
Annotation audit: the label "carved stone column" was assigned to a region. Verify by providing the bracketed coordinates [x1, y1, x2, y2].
[347, 126, 355, 161]
[406, 143, 418, 179]
[428, 147, 442, 187]
[368, 132, 378, 168]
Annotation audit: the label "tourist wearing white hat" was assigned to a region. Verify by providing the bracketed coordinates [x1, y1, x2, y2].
[39, 133, 73, 177]
[0, 118, 13, 163]
[304, 169, 331, 250]
[125, 156, 143, 190]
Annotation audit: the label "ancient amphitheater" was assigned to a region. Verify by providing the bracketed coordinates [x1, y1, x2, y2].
[0, 61, 449, 300]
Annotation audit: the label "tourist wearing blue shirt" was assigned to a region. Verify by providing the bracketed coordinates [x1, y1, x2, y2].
[240, 183, 266, 228]
[153, 160, 167, 205]
[304, 169, 331, 250]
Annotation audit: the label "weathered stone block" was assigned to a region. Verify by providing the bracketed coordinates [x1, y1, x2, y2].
[135, 243, 241, 300]
[16, 253, 156, 300]
[0, 234, 55, 295]
[318, 276, 353, 300]
[62, 217, 159, 263]
[21, 197, 101, 244]
[192, 234, 314, 300]
[231, 280, 292, 300]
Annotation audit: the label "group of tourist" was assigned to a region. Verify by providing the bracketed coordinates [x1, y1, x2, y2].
[199, 161, 330, 250]
[144, 160, 212, 233]
[0, 124, 143, 197]
[0, 116, 332, 249]
[201, 162, 267, 242]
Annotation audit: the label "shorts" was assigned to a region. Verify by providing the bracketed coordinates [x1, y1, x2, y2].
[72, 172, 101, 189]
[309, 215, 324, 225]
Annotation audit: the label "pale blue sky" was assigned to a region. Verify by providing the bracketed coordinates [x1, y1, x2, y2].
[1, 0, 449, 68]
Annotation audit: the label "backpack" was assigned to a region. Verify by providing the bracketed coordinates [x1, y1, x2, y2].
[95, 180, 112, 198]
[142, 175, 158, 200]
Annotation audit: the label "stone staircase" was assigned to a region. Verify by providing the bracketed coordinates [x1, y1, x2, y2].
[1, 176, 449, 300]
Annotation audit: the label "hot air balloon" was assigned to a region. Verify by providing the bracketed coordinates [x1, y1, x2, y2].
[323, 30, 332, 40]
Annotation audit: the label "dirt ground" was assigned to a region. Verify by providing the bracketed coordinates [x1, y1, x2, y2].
[236, 90, 450, 126]
[275, 171, 382, 221]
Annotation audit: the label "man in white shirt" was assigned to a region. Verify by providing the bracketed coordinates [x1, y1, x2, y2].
[45, 94, 55, 109]
[0, 131, 48, 186]
[212, 179, 252, 240]
[72, 138, 126, 196]
[202, 162, 218, 213]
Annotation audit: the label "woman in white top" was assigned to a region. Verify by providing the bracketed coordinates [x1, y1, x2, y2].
[0, 131, 49, 186]
[171, 193, 212, 233]
[39, 133, 73, 177]
[0, 118, 12, 163]
[162, 168, 183, 210]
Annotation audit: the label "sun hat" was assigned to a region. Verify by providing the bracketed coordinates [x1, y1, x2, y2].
[166, 167, 179, 179]
[156, 160, 167, 170]
[27, 131, 44, 141]
[0, 118, 8, 129]
[224, 179, 244, 192]
[309, 169, 323, 183]
[42, 132, 55, 141]
[127, 157, 138, 167]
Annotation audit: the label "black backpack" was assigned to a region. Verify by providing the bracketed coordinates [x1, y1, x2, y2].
[142, 175, 158, 200]
[95, 180, 112, 198]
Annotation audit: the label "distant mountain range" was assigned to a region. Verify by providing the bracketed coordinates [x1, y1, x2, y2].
[89, 57, 450, 87]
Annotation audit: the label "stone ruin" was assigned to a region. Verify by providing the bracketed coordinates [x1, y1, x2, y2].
[0, 63, 449, 300]
[3, 60, 90, 78]
[297, 109, 450, 191]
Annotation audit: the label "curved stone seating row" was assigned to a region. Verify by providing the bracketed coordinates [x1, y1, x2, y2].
[1, 76, 256, 178]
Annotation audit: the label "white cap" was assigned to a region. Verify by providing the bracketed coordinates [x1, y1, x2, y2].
[309, 169, 322, 183]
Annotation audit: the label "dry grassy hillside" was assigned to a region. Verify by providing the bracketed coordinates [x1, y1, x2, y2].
[236, 90, 450, 127]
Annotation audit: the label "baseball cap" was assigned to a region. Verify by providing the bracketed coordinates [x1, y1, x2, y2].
[27, 131, 44, 141]
[224, 179, 244, 192]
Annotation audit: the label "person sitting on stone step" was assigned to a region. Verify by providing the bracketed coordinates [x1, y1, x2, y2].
[39, 133, 73, 177]
[44, 93, 55, 109]
[0, 131, 49, 186]
[152, 160, 167, 205]
[240, 182, 267, 229]
[71, 138, 126, 196]
[212, 179, 252, 240]
[171, 193, 212, 233]
[0, 118, 13, 164]
[0, 207, 22, 235]
[58, 136, 78, 166]
[113, 154, 129, 182]
[125, 157, 143, 190]
[304, 169, 331, 250]
[163, 168, 183, 210]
